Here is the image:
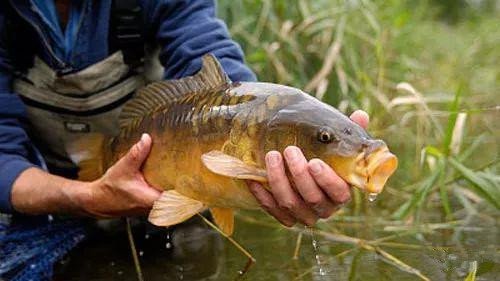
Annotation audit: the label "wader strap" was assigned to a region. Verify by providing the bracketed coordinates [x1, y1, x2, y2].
[15, 75, 142, 114]
[12, 51, 146, 175]
[110, 0, 145, 68]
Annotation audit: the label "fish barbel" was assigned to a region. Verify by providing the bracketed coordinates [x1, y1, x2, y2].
[69, 55, 397, 235]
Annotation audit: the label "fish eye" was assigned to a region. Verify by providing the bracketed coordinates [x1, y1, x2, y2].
[317, 128, 336, 143]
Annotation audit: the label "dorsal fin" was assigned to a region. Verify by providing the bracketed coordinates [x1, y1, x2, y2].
[119, 54, 230, 128]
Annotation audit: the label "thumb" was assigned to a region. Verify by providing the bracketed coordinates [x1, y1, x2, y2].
[349, 110, 369, 129]
[121, 133, 152, 171]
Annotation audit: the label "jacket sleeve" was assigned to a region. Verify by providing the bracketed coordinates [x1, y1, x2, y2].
[0, 9, 41, 213]
[144, 0, 257, 82]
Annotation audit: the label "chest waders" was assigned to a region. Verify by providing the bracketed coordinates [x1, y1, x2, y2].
[11, 0, 161, 177]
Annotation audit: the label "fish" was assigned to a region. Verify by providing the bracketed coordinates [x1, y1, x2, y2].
[68, 54, 398, 236]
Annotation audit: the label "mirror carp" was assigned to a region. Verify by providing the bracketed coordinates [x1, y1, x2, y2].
[69, 55, 397, 235]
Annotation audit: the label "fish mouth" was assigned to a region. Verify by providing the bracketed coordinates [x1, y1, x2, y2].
[331, 147, 398, 194]
[364, 148, 398, 193]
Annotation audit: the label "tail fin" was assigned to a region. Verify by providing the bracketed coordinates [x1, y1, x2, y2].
[66, 133, 107, 181]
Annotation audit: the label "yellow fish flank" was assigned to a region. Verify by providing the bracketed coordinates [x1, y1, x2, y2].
[69, 55, 398, 236]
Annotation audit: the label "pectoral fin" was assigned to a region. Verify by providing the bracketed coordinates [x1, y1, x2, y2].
[210, 207, 235, 236]
[148, 191, 205, 227]
[201, 150, 267, 182]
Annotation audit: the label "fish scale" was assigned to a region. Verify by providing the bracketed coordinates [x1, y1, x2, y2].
[67, 54, 398, 237]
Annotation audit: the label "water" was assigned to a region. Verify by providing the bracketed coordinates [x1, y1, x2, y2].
[165, 231, 172, 249]
[53, 210, 499, 280]
[308, 226, 327, 276]
[368, 192, 378, 202]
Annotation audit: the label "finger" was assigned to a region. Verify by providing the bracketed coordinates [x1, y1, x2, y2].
[266, 151, 318, 226]
[247, 181, 296, 227]
[135, 186, 162, 207]
[123, 133, 152, 170]
[349, 110, 369, 129]
[308, 159, 351, 205]
[283, 146, 337, 218]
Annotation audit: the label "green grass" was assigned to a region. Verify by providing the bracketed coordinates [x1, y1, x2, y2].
[217, 0, 499, 220]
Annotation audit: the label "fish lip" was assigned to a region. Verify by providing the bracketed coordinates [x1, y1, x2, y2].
[365, 149, 398, 193]
[347, 146, 397, 193]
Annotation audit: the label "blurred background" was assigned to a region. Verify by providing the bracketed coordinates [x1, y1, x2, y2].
[215, 0, 499, 280]
[54, 1, 499, 280]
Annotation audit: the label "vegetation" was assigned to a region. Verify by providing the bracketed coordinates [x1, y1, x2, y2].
[218, 0, 499, 222]
[215, 1, 498, 279]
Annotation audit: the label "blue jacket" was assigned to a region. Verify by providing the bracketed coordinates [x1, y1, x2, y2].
[0, 0, 256, 213]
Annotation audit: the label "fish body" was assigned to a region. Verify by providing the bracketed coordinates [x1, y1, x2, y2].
[70, 55, 397, 235]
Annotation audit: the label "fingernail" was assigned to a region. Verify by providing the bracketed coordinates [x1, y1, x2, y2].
[309, 160, 322, 174]
[140, 133, 148, 143]
[266, 152, 280, 167]
[285, 146, 299, 161]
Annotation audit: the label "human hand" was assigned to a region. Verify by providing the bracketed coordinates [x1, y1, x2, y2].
[80, 134, 161, 217]
[248, 110, 370, 227]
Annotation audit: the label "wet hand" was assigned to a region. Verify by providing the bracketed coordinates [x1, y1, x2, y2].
[248, 110, 369, 227]
[81, 134, 161, 217]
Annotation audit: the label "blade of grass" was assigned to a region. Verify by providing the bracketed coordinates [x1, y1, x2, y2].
[392, 164, 442, 220]
[448, 157, 500, 209]
[443, 85, 463, 155]
[464, 261, 477, 281]
[347, 250, 362, 281]
[369, 245, 431, 281]
[304, 16, 345, 92]
[438, 166, 453, 219]
[449, 112, 467, 156]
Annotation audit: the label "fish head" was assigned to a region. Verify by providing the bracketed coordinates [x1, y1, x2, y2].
[264, 94, 398, 194]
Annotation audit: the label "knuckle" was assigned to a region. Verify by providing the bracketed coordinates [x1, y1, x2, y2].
[278, 199, 298, 211]
[314, 169, 337, 185]
[336, 191, 352, 204]
[318, 207, 334, 219]
[260, 199, 275, 211]
[318, 212, 330, 219]
[267, 177, 289, 193]
[304, 217, 318, 226]
[305, 193, 324, 207]
[266, 169, 282, 184]
[130, 145, 140, 161]
[282, 219, 297, 227]
[290, 165, 308, 178]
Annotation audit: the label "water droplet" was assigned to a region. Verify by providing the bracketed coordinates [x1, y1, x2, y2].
[165, 242, 172, 249]
[139, 251, 144, 257]
[238, 270, 244, 275]
[177, 265, 184, 280]
[144, 234, 150, 240]
[30, 264, 36, 269]
[368, 193, 378, 202]
[308, 227, 326, 276]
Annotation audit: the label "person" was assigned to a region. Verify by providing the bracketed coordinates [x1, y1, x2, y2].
[0, 0, 369, 228]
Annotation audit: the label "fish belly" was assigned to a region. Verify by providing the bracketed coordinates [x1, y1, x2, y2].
[142, 129, 260, 210]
